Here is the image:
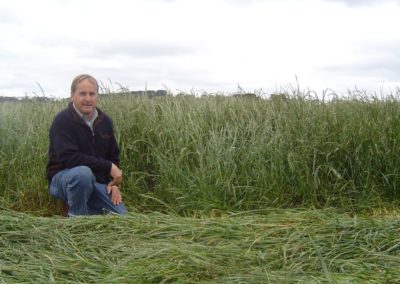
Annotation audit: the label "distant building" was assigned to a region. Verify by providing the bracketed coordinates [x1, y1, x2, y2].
[127, 90, 168, 97]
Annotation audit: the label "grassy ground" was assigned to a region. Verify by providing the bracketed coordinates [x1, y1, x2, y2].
[1, 208, 400, 283]
[2, 92, 400, 282]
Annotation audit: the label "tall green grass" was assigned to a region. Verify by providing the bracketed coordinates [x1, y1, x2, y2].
[1, 91, 400, 215]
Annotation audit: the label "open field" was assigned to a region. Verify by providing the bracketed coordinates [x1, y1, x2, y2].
[1, 91, 400, 282]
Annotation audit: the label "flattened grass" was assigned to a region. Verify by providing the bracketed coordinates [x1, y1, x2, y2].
[1, 209, 400, 283]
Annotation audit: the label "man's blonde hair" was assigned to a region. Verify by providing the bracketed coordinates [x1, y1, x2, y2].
[71, 74, 99, 95]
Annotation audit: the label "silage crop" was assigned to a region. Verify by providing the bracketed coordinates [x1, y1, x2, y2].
[2, 91, 400, 215]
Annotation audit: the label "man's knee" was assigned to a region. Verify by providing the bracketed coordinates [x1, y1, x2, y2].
[68, 166, 95, 186]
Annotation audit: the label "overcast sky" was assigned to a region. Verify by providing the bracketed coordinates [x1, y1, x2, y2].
[0, 0, 399, 98]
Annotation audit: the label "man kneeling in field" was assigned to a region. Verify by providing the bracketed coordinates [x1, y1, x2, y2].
[46, 74, 127, 216]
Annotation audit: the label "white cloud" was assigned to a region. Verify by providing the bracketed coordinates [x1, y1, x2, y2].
[323, 0, 400, 7]
[0, 0, 399, 97]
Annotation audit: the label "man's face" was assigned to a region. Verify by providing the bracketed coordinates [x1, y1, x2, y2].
[71, 79, 98, 116]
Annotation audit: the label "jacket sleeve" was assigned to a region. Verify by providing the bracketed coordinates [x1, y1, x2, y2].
[51, 115, 112, 174]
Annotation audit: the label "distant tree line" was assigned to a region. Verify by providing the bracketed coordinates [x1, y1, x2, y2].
[0, 90, 289, 102]
[0, 96, 55, 102]
[0, 89, 169, 102]
[0, 96, 20, 102]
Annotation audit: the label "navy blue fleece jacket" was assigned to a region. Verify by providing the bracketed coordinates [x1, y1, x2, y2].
[46, 102, 120, 184]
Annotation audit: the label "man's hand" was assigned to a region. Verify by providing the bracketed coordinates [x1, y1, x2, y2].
[107, 163, 123, 205]
[107, 184, 123, 205]
[109, 163, 122, 187]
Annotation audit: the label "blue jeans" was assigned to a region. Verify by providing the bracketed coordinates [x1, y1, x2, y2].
[49, 166, 127, 216]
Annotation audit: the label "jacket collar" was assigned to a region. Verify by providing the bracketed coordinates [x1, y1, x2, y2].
[68, 102, 104, 125]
